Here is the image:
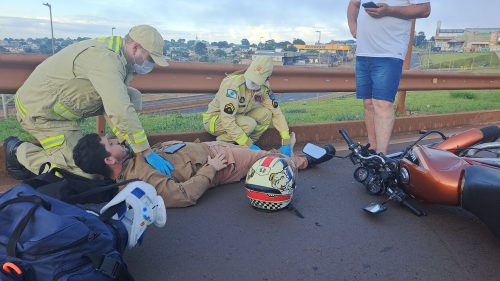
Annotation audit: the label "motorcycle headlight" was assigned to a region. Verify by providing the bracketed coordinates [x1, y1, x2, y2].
[399, 167, 410, 185]
[354, 166, 369, 183]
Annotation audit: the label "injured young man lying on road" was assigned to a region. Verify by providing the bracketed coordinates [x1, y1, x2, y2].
[73, 133, 334, 208]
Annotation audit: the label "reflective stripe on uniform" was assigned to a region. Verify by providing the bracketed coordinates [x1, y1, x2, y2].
[40, 135, 65, 150]
[202, 113, 211, 122]
[96, 36, 122, 55]
[228, 74, 243, 80]
[108, 36, 121, 53]
[53, 102, 80, 121]
[280, 130, 290, 139]
[112, 127, 121, 137]
[15, 94, 27, 118]
[132, 130, 147, 144]
[209, 115, 219, 134]
[236, 134, 249, 145]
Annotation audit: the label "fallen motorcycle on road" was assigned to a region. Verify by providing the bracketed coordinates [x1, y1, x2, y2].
[333, 125, 500, 238]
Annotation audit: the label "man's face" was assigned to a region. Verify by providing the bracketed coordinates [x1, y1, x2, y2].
[133, 46, 154, 65]
[100, 136, 129, 164]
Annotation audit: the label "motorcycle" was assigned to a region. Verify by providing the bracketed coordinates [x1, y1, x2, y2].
[331, 125, 500, 237]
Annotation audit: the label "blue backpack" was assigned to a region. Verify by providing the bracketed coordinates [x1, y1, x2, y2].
[0, 183, 135, 281]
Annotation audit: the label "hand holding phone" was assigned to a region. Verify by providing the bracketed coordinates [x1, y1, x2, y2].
[362, 1, 378, 8]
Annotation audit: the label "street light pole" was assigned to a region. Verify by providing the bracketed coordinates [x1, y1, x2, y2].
[42, 2, 55, 55]
[112, 27, 116, 36]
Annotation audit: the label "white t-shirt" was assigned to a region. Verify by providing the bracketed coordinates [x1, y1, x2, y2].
[355, 0, 430, 60]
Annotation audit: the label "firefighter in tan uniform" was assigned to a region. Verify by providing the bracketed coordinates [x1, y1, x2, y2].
[203, 56, 292, 157]
[4, 25, 175, 179]
[73, 133, 335, 208]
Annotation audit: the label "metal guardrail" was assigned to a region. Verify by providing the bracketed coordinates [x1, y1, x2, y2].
[1, 54, 500, 94]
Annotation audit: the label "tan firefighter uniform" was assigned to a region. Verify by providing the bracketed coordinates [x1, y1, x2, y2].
[14, 33, 155, 177]
[117, 141, 308, 208]
[203, 57, 291, 147]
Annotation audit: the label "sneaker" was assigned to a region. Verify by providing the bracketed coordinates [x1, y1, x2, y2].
[306, 144, 336, 168]
[4, 136, 34, 180]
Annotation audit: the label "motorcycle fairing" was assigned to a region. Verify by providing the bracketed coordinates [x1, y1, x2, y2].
[462, 165, 500, 238]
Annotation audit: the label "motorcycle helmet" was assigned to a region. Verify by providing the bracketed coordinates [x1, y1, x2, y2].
[100, 181, 167, 248]
[245, 154, 297, 211]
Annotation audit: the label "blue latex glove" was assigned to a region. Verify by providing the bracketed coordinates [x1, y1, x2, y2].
[249, 144, 262, 151]
[279, 144, 292, 157]
[144, 151, 174, 176]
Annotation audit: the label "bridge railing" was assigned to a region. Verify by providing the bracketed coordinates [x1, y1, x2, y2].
[2, 54, 500, 95]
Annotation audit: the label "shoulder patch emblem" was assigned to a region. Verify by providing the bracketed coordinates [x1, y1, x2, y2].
[226, 89, 237, 99]
[224, 103, 235, 115]
[272, 100, 279, 108]
[239, 96, 245, 103]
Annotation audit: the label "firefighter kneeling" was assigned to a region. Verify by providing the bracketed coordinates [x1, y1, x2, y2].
[203, 56, 292, 156]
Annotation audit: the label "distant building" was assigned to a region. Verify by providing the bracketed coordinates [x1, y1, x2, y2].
[434, 21, 500, 52]
[245, 51, 299, 66]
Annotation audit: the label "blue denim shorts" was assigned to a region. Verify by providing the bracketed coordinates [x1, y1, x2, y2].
[355, 56, 404, 102]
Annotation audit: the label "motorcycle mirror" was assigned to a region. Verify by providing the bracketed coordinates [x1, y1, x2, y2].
[302, 143, 327, 159]
[363, 202, 387, 214]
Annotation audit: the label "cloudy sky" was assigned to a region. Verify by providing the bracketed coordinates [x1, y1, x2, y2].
[1, 0, 499, 44]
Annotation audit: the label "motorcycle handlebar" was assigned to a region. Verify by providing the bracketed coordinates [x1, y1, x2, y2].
[400, 200, 426, 217]
[339, 128, 355, 148]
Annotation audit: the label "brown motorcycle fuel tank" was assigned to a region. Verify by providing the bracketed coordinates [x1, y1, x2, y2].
[400, 146, 470, 205]
[433, 126, 500, 154]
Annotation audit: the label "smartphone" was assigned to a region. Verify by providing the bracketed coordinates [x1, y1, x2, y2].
[163, 143, 186, 154]
[362, 1, 378, 8]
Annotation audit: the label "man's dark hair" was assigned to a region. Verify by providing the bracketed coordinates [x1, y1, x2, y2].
[73, 133, 112, 178]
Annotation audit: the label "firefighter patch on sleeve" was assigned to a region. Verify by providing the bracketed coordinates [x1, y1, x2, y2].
[224, 103, 235, 114]
[226, 89, 237, 99]
[272, 100, 279, 108]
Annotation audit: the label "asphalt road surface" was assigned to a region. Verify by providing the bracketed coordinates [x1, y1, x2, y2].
[125, 141, 500, 281]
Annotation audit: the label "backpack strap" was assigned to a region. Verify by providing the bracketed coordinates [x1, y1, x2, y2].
[85, 253, 135, 281]
[67, 178, 141, 203]
[0, 195, 51, 257]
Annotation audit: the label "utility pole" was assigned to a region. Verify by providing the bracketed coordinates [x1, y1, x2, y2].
[42, 3, 55, 55]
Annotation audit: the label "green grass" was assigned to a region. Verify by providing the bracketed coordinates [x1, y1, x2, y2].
[421, 52, 500, 69]
[1, 89, 500, 141]
[459, 68, 500, 74]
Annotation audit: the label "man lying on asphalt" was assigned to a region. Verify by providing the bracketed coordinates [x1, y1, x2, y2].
[73, 133, 335, 208]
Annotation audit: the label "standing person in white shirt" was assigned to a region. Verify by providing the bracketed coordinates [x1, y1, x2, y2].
[347, 0, 431, 154]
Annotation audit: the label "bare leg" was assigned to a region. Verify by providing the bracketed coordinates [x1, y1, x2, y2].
[363, 99, 377, 151]
[373, 99, 395, 154]
[290, 132, 296, 156]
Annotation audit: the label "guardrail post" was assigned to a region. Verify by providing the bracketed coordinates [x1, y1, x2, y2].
[1, 94, 13, 119]
[396, 19, 416, 115]
[96, 116, 106, 136]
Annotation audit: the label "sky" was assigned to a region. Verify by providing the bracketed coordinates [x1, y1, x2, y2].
[1, 1, 499, 44]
